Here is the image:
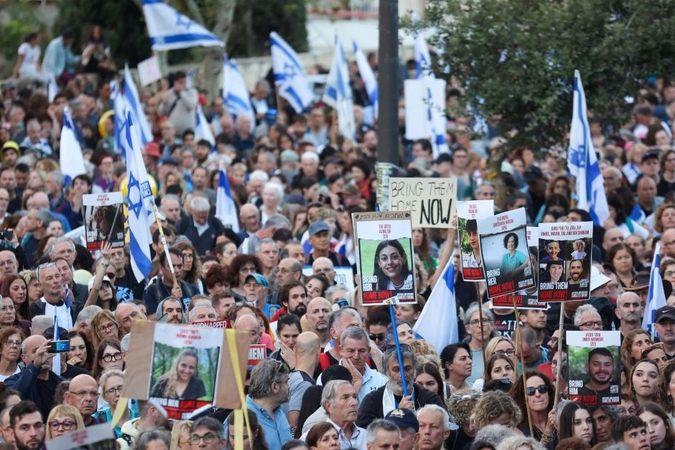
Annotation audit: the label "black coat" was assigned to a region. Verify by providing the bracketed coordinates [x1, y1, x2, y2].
[356, 384, 445, 428]
[175, 215, 225, 256]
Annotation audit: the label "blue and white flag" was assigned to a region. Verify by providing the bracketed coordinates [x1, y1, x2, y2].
[141, 0, 224, 51]
[111, 80, 125, 156]
[215, 161, 240, 233]
[223, 57, 254, 130]
[121, 110, 154, 282]
[59, 108, 86, 186]
[413, 257, 458, 351]
[353, 41, 378, 119]
[644, 243, 666, 337]
[567, 70, 610, 226]
[270, 32, 313, 114]
[413, 13, 433, 79]
[123, 65, 153, 146]
[186, 67, 195, 89]
[48, 73, 59, 103]
[195, 105, 215, 147]
[323, 36, 355, 139]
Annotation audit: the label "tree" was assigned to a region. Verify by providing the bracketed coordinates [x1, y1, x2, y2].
[418, 0, 675, 161]
[0, 3, 48, 78]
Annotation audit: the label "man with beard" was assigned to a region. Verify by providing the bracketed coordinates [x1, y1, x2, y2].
[567, 259, 588, 299]
[8, 401, 45, 450]
[519, 309, 550, 348]
[357, 345, 444, 427]
[246, 360, 292, 450]
[615, 292, 644, 337]
[655, 306, 675, 359]
[243, 273, 272, 316]
[280, 281, 308, 318]
[155, 297, 185, 324]
[577, 348, 616, 406]
[306, 297, 333, 349]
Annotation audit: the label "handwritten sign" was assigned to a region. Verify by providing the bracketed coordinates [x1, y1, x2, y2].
[388, 177, 457, 228]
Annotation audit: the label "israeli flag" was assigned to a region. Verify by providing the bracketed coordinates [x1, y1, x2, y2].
[644, 243, 666, 337]
[270, 32, 313, 113]
[353, 41, 378, 119]
[195, 104, 215, 147]
[323, 36, 355, 139]
[123, 65, 154, 147]
[121, 109, 154, 282]
[60, 108, 86, 186]
[413, 13, 434, 79]
[186, 67, 195, 89]
[567, 70, 610, 226]
[48, 73, 59, 103]
[111, 80, 125, 156]
[223, 56, 254, 130]
[141, 0, 224, 51]
[216, 161, 240, 232]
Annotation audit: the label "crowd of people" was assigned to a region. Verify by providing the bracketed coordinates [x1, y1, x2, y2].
[3, 22, 675, 450]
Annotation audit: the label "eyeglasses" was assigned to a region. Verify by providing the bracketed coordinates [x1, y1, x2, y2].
[96, 322, 118, 334]
[369, 333, 385, 341]
[4, 339, 20, 347]
[0, 304, 15, 312]
[239, 266, 256, 273]
[526, 385, 549, 396]
[102, 352, 123, 362]
[579, 321, 602, 329]
[48, 420, 75, 431]
[469, 318, 493, 326]
[69, 390, 99, 398]
[104, 385, 124, 396]
[495, 349, 516, 356]
[189, 433, 218, 445]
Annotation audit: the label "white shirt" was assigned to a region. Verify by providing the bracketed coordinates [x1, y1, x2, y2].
[39, 297, 73, 330]
[18, 42, 40, 75]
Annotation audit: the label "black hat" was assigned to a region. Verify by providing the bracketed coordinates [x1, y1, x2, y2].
[523, 166, 543, 183]
[656, 306, 675, 323]
[641, 148, 661, 163]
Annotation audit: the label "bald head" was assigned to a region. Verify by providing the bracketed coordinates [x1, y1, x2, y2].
[239, 204, 260, 233]
[66, 375, 99, 419]
[27, 191, 50, 209]
[664, 229, 675, 258]
[0, 250, 18, 275]
[602, 228, 624, 252]
[306, 297, 333, 333]
[234, 314, 261, 344]
[312, 257, 336, 284]
[295, 331, 320, 355]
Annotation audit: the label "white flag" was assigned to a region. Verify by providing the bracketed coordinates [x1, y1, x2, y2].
[59, 108, 86, 185]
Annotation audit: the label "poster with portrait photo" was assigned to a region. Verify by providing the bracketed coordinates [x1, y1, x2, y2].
[478, 208, 534, 298]
[122, 321, 250, 420]
[353, 211, 416, 306]
[492, 226, 546, 309]
[567, 330, 621, 406]
[457, 200, 494, 282]
[83, 192, 125, 251]
[46, 423, 116, 450]
[538, 222, 593, 302]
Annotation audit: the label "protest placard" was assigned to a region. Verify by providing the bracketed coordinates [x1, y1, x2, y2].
[388, 177, 457, 228]
[137, 55, 162, 86]
[82, 192, 124, 251]
[457, 200, 494, 281]
[122, 321, 249, 419]
[478, 208, 534, 298]
[302, 266, 355, 290]
[404, 78, 447, 141]
[538, 222, 593, 302]
[353, 211, 416, 306]
[248, 344, 267, 366]
[46, 423, 116, 450]
[567, 330, 621, 406]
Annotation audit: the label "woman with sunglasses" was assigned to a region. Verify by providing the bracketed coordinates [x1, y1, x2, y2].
[510, 372, 555, 440]
[99, 369, 137, 437]
[92, 338, 124, 380]
[46, 404, 85, 439]
[0, 327, 23, 382]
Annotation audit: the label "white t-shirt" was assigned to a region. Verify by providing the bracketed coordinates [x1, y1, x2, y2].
[18, 42, 40, 75]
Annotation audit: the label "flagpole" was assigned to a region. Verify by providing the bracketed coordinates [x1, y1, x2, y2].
[474, 283, 487, 376]
[385, 299, 409, 397]
[151, 203, 178, 288]
[513, 292, 534, 438]
[554, 301, 565, 405]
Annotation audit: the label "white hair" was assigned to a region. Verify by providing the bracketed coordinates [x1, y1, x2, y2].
[416, 404, 451, 431]
[263, 182, 284, 201]
[301, 151, 319, 162]
[249, 170, 270, 183]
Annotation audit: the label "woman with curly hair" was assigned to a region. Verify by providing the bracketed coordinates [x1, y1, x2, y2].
[621, 329, 652, 374]
[203, 263, 230, 296]
[471, 390, 522, 430]
[226, 255, 264, 303]
[151, 348, 206, 400]
[0, 274, 30, 322]
[654, 203, 675, 235]
[509, 371, 555, 439]
[173, 241, 203, 290]
[499, 232, 529, 276]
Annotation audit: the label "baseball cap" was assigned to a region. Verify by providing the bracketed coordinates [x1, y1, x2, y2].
[308, 221, 330, 236]
[158, 156, 179, 167]
[1, 141, 19, 154]
[87, 276, 113, 292]
[244, 273, 269, 287]
[642, 148, 661, 163]
[523, 166, 543, 183]
[589, 266, 611, 292]
[656, 305, 675, 323]
[385, 408, 419, 432]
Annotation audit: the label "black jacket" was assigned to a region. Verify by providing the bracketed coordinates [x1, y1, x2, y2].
[175, 215, 225, 256]
[356, 384, 445, 428]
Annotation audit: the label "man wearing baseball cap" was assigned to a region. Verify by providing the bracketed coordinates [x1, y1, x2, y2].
[306, 220, 350, 267]
[655, 306, 675, 359]
[384, 409, 419, 450]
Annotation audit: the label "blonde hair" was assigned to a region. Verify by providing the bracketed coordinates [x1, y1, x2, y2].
[46, 405, 84, 439]
[485, 336, 515, 361]
[155, 348, 200, 398]
[170, 420, 193, 449]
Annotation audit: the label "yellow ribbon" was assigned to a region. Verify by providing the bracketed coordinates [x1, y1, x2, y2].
[226, 329, 252, 450]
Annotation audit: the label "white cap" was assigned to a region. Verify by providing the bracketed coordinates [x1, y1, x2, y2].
[87, 276, 113, 292]
[589, 266, 611, 292]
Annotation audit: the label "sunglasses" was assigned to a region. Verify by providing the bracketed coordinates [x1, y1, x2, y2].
[369, 333, 385, 341]
[526, 384, 549, 396]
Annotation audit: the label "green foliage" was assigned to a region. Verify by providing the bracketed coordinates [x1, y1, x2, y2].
[53, 0, 152, 67]
[0, 4, 48, 77]
[418, 0, 675, 152]
[227, 0, 308, 57]
[150, 343, 219, 401]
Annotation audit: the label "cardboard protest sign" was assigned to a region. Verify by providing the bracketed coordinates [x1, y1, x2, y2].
[353, 211, 416, 306]
[83, 192, 125, 250]
[122, 321, 249, 419]
[376, 162, 397, 211]
[538, 222, 593, 302]
[478, 208, 534, 298]
[388, 177, 457, 228]
[248, 344, 267, 366]
[457, 200, 494, 281]
[137, 55, 162, 86]
[46, 423, 116, 450]
[302, 266, 355, 290]
[567, 330, 621, 406]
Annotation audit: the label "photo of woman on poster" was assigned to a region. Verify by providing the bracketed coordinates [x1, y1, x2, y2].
[500, 232, 529, 277]
[150, 348, 207, 400]
[374, 240, 414, 291]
